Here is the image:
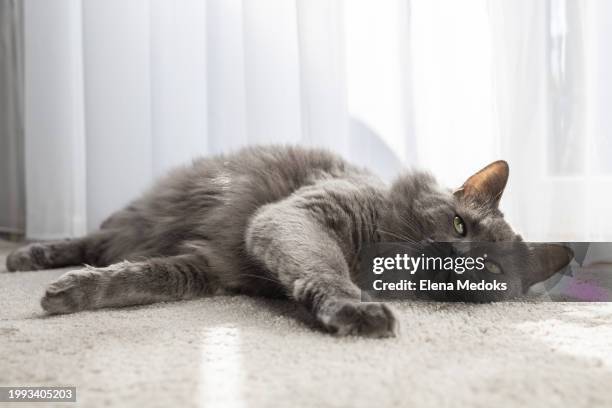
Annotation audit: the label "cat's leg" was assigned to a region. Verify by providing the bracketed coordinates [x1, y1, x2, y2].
[5, 230, 113, 272]
[246, 202, 398, 338]
[40, 253, 211, 314]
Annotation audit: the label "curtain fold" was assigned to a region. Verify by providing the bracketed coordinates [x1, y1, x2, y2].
[19, 0, 612, 241]
[0, 0, 25, 236]
[23, 0, 86, 239]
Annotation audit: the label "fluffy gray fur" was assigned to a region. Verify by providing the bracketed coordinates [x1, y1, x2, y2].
[6, 145, 571, 337]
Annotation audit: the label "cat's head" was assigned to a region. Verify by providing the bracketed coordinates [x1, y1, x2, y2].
[382, 161, 573, 299]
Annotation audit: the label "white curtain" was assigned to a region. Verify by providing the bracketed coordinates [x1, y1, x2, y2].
[488, 0, 612, 241]
[21, 0, 612, 241]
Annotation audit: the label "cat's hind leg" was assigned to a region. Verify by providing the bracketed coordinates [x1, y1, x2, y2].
[5, 231, 113, 272]
[40, 254, 211, 314]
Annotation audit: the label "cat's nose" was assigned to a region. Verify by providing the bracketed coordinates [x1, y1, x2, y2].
[452, 242, 471, 256]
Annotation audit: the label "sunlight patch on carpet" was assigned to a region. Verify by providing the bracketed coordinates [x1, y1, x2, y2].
[199, 326, 244, 408]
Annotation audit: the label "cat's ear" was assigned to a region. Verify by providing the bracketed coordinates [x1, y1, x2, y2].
[454, 160, 509, 207]
[524, 243, 574, 289]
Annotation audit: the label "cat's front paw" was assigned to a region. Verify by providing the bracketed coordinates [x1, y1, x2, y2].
[6, 244, 49, 272]
[41, 271, 93, 314]
[319, 300, 399, 338]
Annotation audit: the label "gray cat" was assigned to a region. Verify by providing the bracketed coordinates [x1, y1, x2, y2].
[6, 145, 571, 337]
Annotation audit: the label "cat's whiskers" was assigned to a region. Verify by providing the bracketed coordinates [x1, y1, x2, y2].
[376, 229, 418, 244]
[358, 220, 416, 243]
[395, 212, 422, 236]
[236, 272, 282, 286]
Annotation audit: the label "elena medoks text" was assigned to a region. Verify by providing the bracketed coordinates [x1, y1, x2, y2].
[371, 253, 508, 292]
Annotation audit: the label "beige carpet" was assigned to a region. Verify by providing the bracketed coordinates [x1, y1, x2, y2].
[1, 240, 612, 408]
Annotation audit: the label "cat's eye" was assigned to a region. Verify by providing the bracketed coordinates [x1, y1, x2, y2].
[453, 215, 466, 236]
[485, 260, 503, 274]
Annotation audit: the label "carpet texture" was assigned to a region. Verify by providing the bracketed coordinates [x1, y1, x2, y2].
[1, 240, 612, 408]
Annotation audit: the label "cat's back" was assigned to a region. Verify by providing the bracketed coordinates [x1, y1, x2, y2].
[126, 145, 366, 211]
[100, 146, 373, 258]
[207, 145, 368, 201]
